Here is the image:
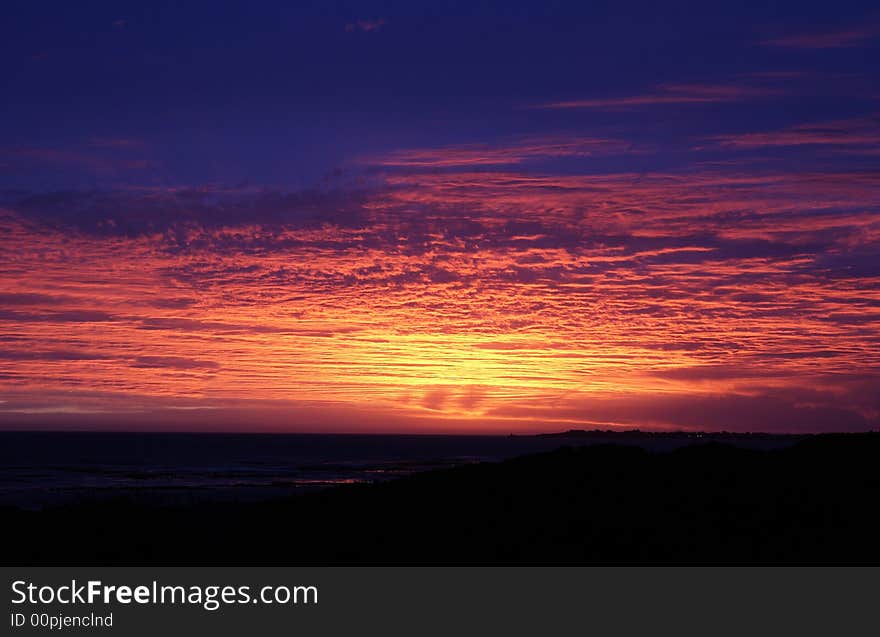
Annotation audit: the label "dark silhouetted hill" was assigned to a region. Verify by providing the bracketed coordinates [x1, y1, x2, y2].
[3, 433, 878, 564]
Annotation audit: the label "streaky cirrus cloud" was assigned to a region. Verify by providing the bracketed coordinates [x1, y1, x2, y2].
[534, 82, 781, 110]
[2, 129, 878, 432]
[0, 143, 156, 175]
[761, 24, 880, 48]
[2, 2, 878, 434]
[704, 115, 880, 150]
[345, 18, 386, 32]
[370, 136, 635, 167]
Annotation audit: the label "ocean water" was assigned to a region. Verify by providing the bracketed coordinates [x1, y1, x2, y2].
[0, 431, 800, 510]
[0, 432, 574, 509]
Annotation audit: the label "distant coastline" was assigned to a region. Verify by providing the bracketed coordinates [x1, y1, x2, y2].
[530, 428, 811, 447]
[0, 428, 837, 509]
[533, 428, 807, 439]
[3, 432, 879, 564]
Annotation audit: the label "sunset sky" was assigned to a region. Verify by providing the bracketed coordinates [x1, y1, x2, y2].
[1, 1, 878, 432]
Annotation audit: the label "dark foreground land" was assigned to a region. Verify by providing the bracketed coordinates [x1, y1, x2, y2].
[3, 433, 879, 564]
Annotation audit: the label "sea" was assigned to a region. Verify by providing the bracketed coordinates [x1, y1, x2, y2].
[0, 431, 801, 510]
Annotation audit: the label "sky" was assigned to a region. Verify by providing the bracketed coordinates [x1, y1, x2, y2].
[1, 1, 878, 433]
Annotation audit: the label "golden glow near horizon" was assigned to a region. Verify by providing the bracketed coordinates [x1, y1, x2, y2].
[1, 137, 879, 432]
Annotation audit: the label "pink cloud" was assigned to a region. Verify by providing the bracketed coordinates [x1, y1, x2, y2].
[345, 18, 386, 33]
[88, 138, 146, 149]
[372, 137, 634, 167]
[535, 82, 780, 110]
[706, 116, 880, 150]
[0, 142, 157, 174]
[2, 131, 879, 433]
[761, 25, 880, 48]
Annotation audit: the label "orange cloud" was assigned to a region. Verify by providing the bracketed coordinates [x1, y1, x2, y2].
[1, 133, 878, 433]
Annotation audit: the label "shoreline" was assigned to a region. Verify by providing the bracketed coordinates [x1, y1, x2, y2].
[3, 433, 879, 565]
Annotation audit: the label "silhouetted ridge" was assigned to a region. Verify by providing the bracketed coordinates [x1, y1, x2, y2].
[3, 433, 878, 564]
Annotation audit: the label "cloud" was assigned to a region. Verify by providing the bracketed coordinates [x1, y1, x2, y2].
[0, 143, 156, 174]
[146, 297, 200, 309]
[761, 25, 880, 48]
[2, 126, 879, 432]
[345, 18, 386, 33]
[371, 137, 634, 167]
[0, 349, 112, 361]
[0, 293, 68, 306]
[88, 138, 145, 150]
[535, 83, 780, 110]
[486, 384, 878, 433]
[3, 185, 371, 237]
[649, 364, 794, 381]
[421, 387, 449, 411]
[0, 309, 114, 323]
[131, 355, 221, 370]
[706, 116, 880, 150]
[136, 317, 288, 335]
[1, 147, 116, 172]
